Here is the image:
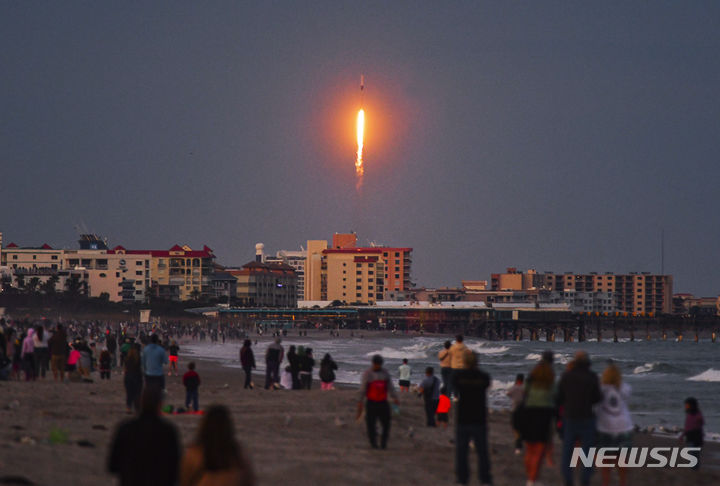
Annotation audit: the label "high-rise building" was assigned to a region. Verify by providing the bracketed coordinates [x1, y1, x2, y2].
[490, 268, 673, 315]
[303, 233, 411, 304]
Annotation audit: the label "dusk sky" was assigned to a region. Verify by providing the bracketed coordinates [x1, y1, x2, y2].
[3, 2, 720, 295]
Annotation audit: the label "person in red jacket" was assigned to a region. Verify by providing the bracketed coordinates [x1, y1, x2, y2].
[183, 362, 201, 412]
[357, 354, 399, 449]
[436, 386, 451, 429]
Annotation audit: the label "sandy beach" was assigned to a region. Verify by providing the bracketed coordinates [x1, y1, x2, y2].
[1, 344, 719, 486]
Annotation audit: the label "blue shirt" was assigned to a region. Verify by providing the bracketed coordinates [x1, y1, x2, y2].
[142, 343, 168, 377]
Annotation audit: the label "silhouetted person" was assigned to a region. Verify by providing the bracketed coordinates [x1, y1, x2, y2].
[108, 388, 181, 486]
[239, 340, 255, 389]
[180, 405, 255, 486]
[357, 355, 399, 449]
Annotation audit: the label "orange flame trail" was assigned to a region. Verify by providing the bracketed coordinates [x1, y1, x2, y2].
[355, 109, 365, 189]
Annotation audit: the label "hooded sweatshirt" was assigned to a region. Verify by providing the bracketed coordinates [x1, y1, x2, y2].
[21, 329, 35, 358]
[595, 383, 633, 434]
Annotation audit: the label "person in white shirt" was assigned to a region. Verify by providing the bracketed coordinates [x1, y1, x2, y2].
[595, 361, 633, 486]
[398, 359, 411, 392]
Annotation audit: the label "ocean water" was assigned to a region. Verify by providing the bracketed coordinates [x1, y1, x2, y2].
[183, 335, 720, 438]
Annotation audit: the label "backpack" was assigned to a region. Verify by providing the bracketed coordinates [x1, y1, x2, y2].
[366, 379, 388, 402]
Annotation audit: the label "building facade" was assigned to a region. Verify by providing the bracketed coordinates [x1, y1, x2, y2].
[229, 261, 297, 307]
[110, 244, 215, 301]
[490, 268, 673, 315]
[64, 249, 151, 303]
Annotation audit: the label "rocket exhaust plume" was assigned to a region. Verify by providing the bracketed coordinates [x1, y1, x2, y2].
[355, 108, 365, 179]
[355, 75, 365, 191]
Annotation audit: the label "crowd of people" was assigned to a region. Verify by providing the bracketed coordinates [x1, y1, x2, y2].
[0, 318, 708, 486]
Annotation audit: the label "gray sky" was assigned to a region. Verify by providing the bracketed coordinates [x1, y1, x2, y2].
[2, 2, 720, 295]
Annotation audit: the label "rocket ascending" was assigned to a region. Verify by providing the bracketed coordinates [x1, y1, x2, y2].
[355, 75, 365, 190]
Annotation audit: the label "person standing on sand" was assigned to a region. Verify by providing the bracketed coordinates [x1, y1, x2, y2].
[438, 340, 452, 395]
[452, 351, 493, 486]
[168, 340, 180, 377]
[417, 366, 441, 427]
[596, 362, 633, 486]
[357, 354, 399, 450]
[124, 347, 143, 413]
[48, 323, 68, 382]
[20, 328, 36, 381]
[506, 373, 525, 454]
[299, 347, 315, 389]
[319, 353, 337, 390]
[239, 339, 256, 389]
[398, 358, 411, 392]
[521, 357, 556, 486]
[681, 397, 704, 470]
[448, 335, 468, 398]
[142, 334, 168, 392]
[556, 351, 602, 486]
[108, 388, 181, 486]
[32, 325, 50, 379]
[179, 405, 255, 486]
[287, 345, 300, 389]
[183, 362, 201, 412]
[264, 338, 284, 389]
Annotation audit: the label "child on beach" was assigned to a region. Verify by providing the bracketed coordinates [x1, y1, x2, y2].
[681, 397, 704, 469]
[99, 348, 112, 380]
[436, 386, 451, 428]
[398, 358, 411, 392]
[168, 340, 179, 376]
[183, 362, 201, 412]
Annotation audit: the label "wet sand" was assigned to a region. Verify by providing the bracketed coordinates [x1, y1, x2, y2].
[1, 350, 719, 486]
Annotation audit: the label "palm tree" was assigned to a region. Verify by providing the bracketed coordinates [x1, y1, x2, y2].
[41, 275, 59, 294]
[26, 277, 40, 294]
[189, 288, 201, 301]
[65, 275, 82, 297]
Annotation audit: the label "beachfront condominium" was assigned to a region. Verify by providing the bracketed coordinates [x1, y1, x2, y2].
[109, 244, 215, 301]
[264, 249, 306, 301]
[491, 268, 673, 315]
[303, 233, 411, 304]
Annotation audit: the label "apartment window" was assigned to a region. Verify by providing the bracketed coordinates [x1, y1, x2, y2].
[51, 264, 57, 270]
[136, 261, 143, 266]
[356, 278, 362, 283]
[356, 270, 362, 275]
[12, 255, 17, 260]
[135, 290, 142, 295]
[395, 260, 400, 265]
[135, 271, 143, 276]
[51, 255, 58, 260]
[395, 252, 399, 257]
[368, 271, 374, 275]
[383, 253, 388, 257]
[368, 286, 374, 290]
[99, 273, 106, 278]
[116, 272, 120, 278]
[343, 262, 346, 266]
[395, 274, 400, 279]
[356, 293, 362, 298]
[33, 255, 37, 260]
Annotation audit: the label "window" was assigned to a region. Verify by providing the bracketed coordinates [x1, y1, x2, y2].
[136, 261, 143, 266]
[135, 270, 143, 276]
[135, 290, 142, 295]
[51, 255, 58, 260]
[116, 272, 120, 277]
[395, 252, 399, 257]
[12, 255, 17, 260]
[356, 278, 362, 283]
[343, 262, 346, 266]
[368, 271, 374, 275]
[33, 255, 37, 260]
[395, 274, 400, 279]
[99, 273, 106, 278]
[356, 270, 362, 275]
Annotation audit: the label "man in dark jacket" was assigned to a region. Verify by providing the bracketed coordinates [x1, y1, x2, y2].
[108, 388, 180, 486]
[264, 338, 284, 389]
[453, 351, 493, 485]
[556, 350, 602, 486]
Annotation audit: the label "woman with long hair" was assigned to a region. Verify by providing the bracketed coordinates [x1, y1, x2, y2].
[596, 362, 633, 486]
[124, 346, 143, 413]
[319, 353, 338, 390]
[180, 405, 255, 486]
[521, 353, 556, 486]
